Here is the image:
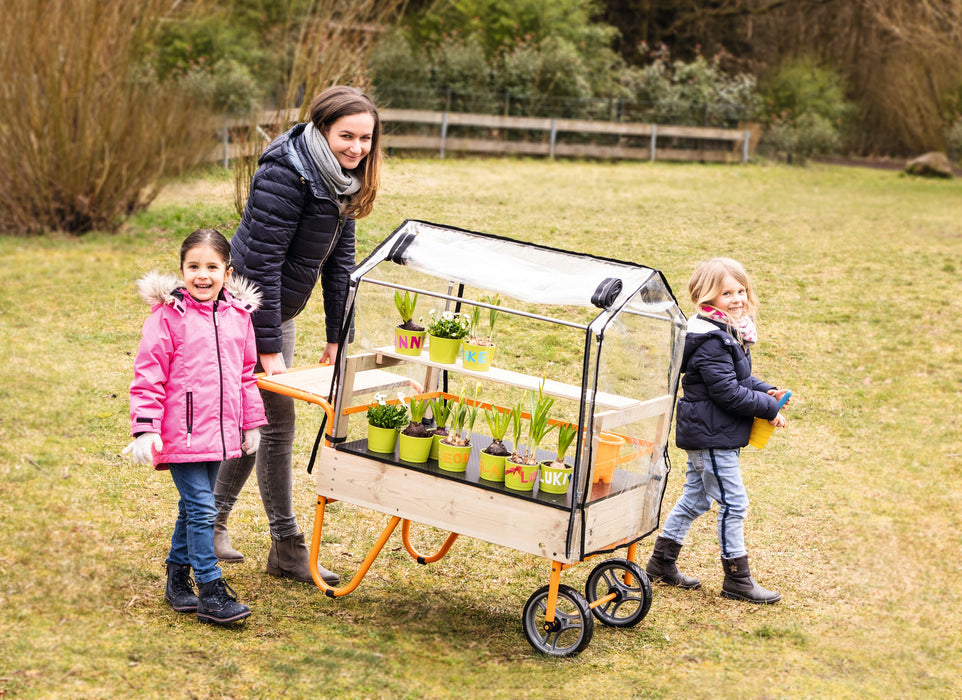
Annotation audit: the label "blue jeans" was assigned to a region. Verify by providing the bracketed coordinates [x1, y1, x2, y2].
[660, 448, 749, 559]
[214, 319, 299, 539]
[167, 461, 222, 584]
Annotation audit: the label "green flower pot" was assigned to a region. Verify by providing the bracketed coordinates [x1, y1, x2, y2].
[367, 424, 398, 454]
[478, 451, 506, 482]
[504, 458, 539, 491]
[437, 440, 471, 473]
[428, 335, 462, 364]
[539, 461, 573, 494]
[461, 340, 494, 371]
[398, 432, 433, 463]
[394, 326, 427, 356]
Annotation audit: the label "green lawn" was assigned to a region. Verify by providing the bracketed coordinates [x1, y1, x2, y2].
[1, 158, 961, 699]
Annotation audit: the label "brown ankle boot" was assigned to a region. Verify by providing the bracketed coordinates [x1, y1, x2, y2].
[266, 532, 340, 585]
[645, 536, 701, 589]
[214, 511, 244, 562]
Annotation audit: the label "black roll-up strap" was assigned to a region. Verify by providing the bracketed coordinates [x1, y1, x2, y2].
[388, 232, 417, 264]
[591, 277, 623, 309]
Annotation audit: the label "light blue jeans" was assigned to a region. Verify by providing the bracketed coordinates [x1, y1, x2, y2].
[214, 319, 299, 539]
[167, 460, 222, 584]
[660, 448, 749, 559]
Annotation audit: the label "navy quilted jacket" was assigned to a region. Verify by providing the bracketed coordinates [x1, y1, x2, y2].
[230, 123, 355, 355]
[675, 316, 780, 450]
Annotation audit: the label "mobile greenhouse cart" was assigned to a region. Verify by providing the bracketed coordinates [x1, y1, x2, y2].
[257, 220, 686, 656]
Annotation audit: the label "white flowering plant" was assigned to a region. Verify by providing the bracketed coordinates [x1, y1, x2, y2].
[366, 392, 409, 430]
[426, 309, 470, 340]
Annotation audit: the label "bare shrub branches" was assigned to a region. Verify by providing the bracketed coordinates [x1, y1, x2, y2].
[0, 0, 217, 235]
[231, 0, 406, 214]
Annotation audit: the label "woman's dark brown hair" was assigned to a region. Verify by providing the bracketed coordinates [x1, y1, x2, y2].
[310, 86, 382, 219]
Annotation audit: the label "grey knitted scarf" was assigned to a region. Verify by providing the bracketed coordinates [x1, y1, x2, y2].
[303, 122, 362, 199]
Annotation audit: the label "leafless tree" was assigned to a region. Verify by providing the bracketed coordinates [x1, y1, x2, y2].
[231, 0, 407, 213]
[0, 0, 219, 234]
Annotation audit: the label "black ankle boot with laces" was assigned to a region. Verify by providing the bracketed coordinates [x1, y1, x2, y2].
[197, 578, 251, 625]
[165, 563, 199, 613]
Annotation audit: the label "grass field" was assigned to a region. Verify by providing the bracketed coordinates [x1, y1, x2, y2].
[1, 157, 961, 699]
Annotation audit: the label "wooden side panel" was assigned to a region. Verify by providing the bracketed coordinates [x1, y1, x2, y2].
[582, 484, 651, 554]
[318, 450, 579, 563]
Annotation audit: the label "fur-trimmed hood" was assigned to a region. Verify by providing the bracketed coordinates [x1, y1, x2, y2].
[136, 270, 261, 312]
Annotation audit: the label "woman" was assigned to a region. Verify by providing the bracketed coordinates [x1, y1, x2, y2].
[214, 86, 383, 585]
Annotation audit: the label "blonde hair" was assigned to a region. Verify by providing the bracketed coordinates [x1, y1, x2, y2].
[688, 257, 759, 320]
[310, 85, 382, 219]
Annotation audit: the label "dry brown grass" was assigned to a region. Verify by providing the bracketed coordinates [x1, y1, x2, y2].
[0, 0, 218, 235]
[1, 158, 961, 698]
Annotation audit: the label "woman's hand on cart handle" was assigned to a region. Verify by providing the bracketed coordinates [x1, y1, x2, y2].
[122, 433, 162, 465]
[318, 342, 338, 366]
[260, 353, 287, 376]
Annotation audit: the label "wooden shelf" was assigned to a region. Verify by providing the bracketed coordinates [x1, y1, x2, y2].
[373, 346, 637, 411]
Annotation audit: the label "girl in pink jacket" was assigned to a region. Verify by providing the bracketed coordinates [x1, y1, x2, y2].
[123, 228, 267, 626]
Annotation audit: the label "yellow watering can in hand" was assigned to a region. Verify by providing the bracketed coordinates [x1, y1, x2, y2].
[748, 390, 792, 449]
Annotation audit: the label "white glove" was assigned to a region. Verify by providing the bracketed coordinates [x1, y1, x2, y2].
[122, 433, 163, 465]
[242, 427, 261, 455]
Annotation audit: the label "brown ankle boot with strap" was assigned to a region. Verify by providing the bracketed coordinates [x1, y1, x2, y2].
[266, 532, 340, 585]
[645, 536, 701, 589]
[214, 511, 244, 562]
[720, 556, 780, 604]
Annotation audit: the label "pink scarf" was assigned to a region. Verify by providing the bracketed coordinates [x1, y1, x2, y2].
[700, 306, 757, 348]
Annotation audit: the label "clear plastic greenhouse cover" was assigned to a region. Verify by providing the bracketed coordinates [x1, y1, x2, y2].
[357, 220, 676, 317]
[338, 220, 687, 562]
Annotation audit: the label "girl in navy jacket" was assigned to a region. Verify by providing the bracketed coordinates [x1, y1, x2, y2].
[646, 258, 791, 604]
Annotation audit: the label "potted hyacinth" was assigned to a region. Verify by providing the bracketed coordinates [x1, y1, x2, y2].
[399, 395, 433, 463]
[366, 392, 409, 455]
[479, 403, 513, 482]
[429, 397, 452, 461]
[394, 290, 426, 356]
[438, 395, 480, 473]
[461, 295, 499, 372]
[539, 421, 578, 495]
[426, 308, 470, 364]
[505, 385, 556, 491]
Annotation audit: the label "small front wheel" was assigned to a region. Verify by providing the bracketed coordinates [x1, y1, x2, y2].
[585, 558, 652, 628]
[522, 583, 594, 657]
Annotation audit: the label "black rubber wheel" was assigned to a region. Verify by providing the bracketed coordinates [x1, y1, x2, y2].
[522, 583, 595, 657]
[585, 558, 652, 628]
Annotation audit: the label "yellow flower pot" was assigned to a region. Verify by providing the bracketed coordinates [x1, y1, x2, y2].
[437, 440, 471, 473]
[367, 424, 398, 454]
[399, 432, 433, 463]
[504, 458, 539, 491]
[428, 335, 461, 364]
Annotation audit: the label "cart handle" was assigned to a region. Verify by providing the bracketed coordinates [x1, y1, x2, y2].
[256, 375, 335, 422]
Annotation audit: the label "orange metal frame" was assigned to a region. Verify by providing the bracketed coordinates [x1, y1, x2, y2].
[258, 374, 643, 625]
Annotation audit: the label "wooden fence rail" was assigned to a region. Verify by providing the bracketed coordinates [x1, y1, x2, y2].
[216, 108, 759, 165]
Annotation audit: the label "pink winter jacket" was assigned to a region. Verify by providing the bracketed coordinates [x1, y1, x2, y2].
[129, 271, 268, 468]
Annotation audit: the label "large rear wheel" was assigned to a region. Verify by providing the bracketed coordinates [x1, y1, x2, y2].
[585, 558, 652, 628]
